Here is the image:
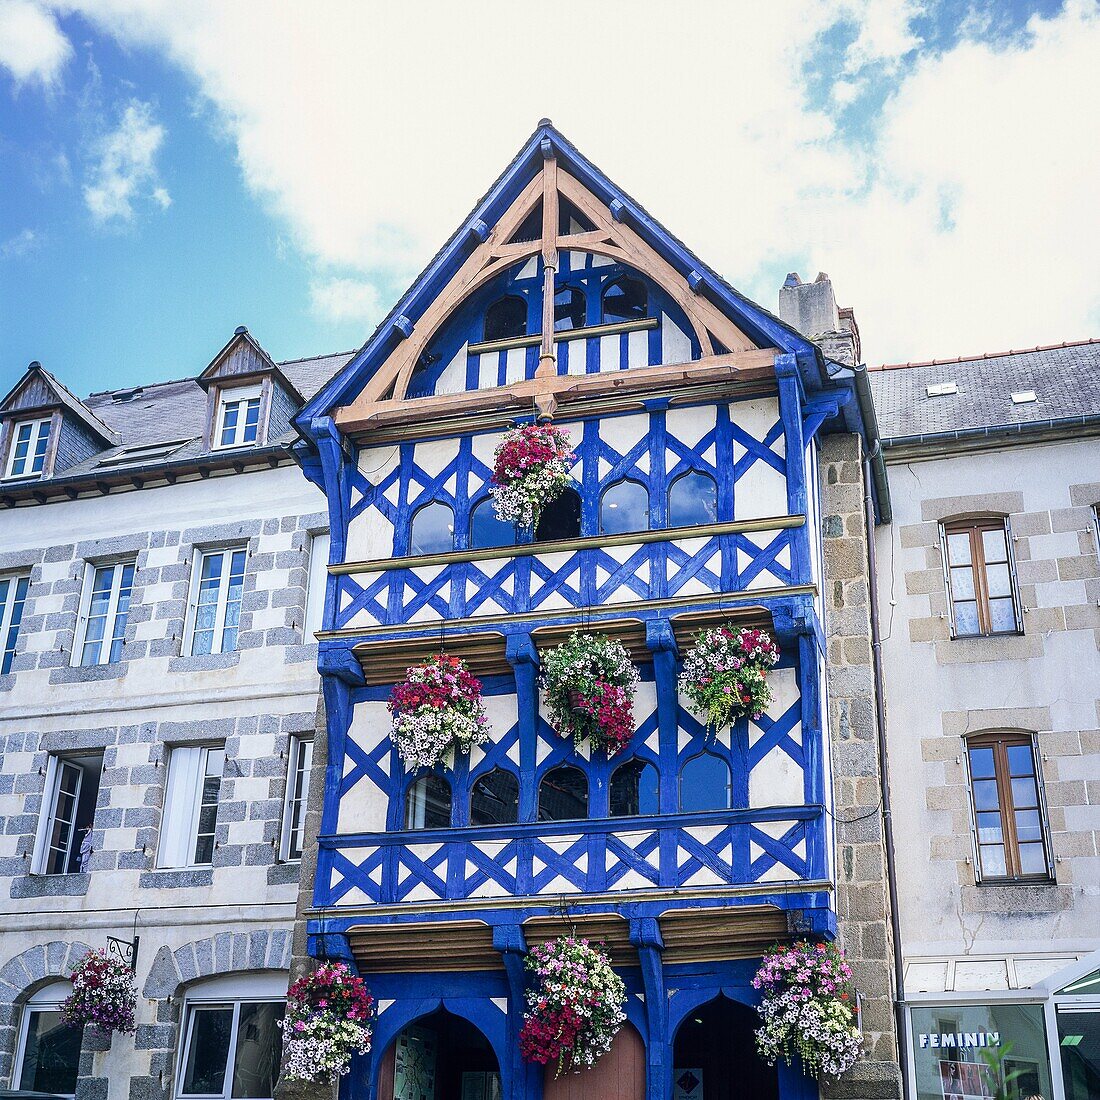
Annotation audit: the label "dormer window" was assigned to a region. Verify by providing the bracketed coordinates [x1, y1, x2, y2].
[215, 385, 263, 449]
[5, 417, 51, 479]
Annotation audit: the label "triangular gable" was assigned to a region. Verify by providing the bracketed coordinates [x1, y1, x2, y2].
[199, 327, 304, 402]
[0, 362, 120, 445]
[299, 121, 823, 435]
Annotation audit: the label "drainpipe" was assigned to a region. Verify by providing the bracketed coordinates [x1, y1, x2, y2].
[864, 456, 909, 1100]
[852, 362, 892, 524]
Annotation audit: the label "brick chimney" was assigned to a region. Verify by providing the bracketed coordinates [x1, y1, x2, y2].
[778, 272, 861, 366]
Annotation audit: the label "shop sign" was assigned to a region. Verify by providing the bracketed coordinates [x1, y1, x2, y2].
[917, 1032, 1000, 1050]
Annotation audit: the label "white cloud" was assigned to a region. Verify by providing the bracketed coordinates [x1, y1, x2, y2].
[46, 0, 1100, 360]
[0, 0, 71, 87]
[309, 277, 380, 324]
[82, 98, 170, 224]
[0, 228, 41, 258]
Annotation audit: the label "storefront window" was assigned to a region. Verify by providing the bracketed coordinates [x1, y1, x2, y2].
[1057, 1007, 1100, 1100]
[911, 1004, 1052, 1100]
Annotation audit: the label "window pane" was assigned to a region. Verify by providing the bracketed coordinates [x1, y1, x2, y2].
[680, 753, 731, 812]
[109, 564, 135, 663]
[968, 746, 996, 778]
[988, 598, 1018, 633]
[1014, 809, 1042, 843]
[976, 811, 1003, 844]
[19, 1009, 82, 1095]
[484, 296, 527, 342]
[470, 769, 519, 826]
[1006, 743, 1035, 775]
[241, 399, 261, 444]
[231, 1002, 284, 1099]
[469, 500, 514, 550]
[981, 526, 1008, 562]
[946, 531, 972, 565]
[220, 404, 240, 446]
[409, 502, 454, 555]
[949, 566, 975, 600]
[553, 286, 586, 332]
[953, 601, 979, 635]
[972, 779, 1001, 811]
[31, 421, 50, 473]
[668, 471, 718, 527]
[534, 489, 581, 542]
[601, 277, 647, 323]
[182, 1006, 234, 1095]
[1018, 842, 1048, 875]
[609, 759, 659, 817]
[599, 480, 649, 535]
[979, 844, 1007, 877]
[1057, 1008, 1100, 1100]
[537, 766, 588, 822]
[405, 775, 452, 829]
[985, 563, 1011, 598]
[1011, 776, 1038, 809]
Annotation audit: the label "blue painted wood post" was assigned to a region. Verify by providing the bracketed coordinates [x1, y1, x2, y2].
[775, 353, 812, 588]
[645, 619, 680, 888]
[629, 916, 668, 1100]
[494, 925, 541, 1100]
[506, 634, 540, 824]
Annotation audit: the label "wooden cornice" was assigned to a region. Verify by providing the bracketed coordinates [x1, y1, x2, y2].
[334, 348, 777, 436]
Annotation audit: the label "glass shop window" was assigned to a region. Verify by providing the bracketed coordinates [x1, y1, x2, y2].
[668, 470, 718, 527]
[599, 479, 650, 536]
[910, 1003, 1053, 1100]
[405, 774, 452, 830]
[484, 296, 527, 342]
[469, 499, 514, 551]
[966, 732, 1051, 881]
[537, 765, 588, 822]
[609, 758, 659, 817]
[601, 276, 647, 324]
[32, 752, 103, 875]
[942, 518, 1021, 636]
[679, 752, 731, 812]
[14, 981, 82, 1097]
[553, 286, 586, 332]
[408, 502, 455, 556]
[1058, 1005, 1100, 1100]
[469, 768, 520, 826]
[534, 487, 581, 542]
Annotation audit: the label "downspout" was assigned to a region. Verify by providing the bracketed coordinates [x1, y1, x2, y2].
[864, 457, 909, 1099]
[853, 361, 892, 524]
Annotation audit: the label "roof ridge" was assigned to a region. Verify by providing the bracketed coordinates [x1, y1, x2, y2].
[869, 337, 1100, 372]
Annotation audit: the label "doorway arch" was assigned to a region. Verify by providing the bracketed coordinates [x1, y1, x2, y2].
[376, 1007, 502, 1100]
[672, 995, 778, 1100]
[543, 1020, 645, 1100]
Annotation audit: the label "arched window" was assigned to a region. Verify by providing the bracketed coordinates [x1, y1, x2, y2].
[609, 758, 659, 817]
[470, 768, 520, 826]
[535, 487, 582, 542]
[599, 479, 649, 535]
[668, 470, 718, 527]
[484, 295, 527, 342]
[679, 752, 731, 812]
[469, 498, 514, 550]
[14, 980, 81, 1096]
[538, 765, 588, 821]
[601, 276, 647, 324]
[408, 501, 454, 555]
[553, 286, 586, 332]
[404, 774, 452, 830]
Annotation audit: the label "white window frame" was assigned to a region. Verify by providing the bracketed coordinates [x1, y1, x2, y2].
[279, 736, 313, 862]
[72, 559, 137, 667]
[175, 973, 286, 1100]
[156, 744, 225, 869]
[4, 416, 52, 479]
[303, 531, 329, 639]
[31, 756, 91, 875]
[213, 384, 263, 450]
[12, 980, 79, 1096]
[184, 546, 247, 657]
[1, 572, 30, 675]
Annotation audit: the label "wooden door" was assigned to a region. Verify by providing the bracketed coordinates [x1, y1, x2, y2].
[543, 1022, 645, 1100]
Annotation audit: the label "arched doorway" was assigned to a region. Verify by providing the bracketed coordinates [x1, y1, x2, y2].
[673, 996, 777, 1100]
[543, 1020, 645, 1100]
[377, 1008, 501, 1100]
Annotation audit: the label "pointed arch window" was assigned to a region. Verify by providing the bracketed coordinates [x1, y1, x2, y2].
[601, 276, 647, 324]
[599, 479, 649, 536]
[668, 470, 718, 527]
[679, 752, 731, 812]
[404, 774, 452, 830]
[469, 498, 514, 550]
[408, 501, 454, 556]
[470, 768, 520, 826]
[553, 286, 586, 332]
[484, 295, 528, 342]
[535, 487, 581, 542]
[537, 765, 588, 821]
[609, 758, 659, 817]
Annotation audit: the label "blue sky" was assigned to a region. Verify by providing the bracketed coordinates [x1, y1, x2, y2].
[1, 1, 1096, 398]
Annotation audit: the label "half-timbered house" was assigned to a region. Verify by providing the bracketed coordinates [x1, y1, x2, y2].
[294, 123, 900, 1100]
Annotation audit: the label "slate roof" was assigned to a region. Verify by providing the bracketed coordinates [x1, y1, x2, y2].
[869, 339, 1100, 443]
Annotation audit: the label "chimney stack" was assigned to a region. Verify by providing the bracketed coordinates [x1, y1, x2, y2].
[778, 272, 861, 366]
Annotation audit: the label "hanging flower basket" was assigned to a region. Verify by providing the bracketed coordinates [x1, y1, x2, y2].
[540, 632, 638, 756]
[280, 962, 374, 1083]
[388, 654, 490, 769]
[61, 949, 136, 1035]
[679, 625, 780, 728]
[519, 937, 626, 1076]
[752, 941, 862, 1081]
[490, 422, 575, 528]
